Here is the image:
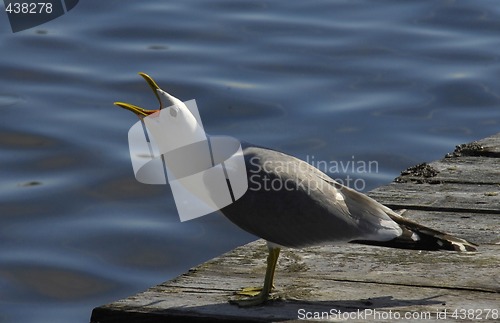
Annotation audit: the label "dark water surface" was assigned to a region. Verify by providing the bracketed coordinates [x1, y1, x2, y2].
[1, 1, 499, 322]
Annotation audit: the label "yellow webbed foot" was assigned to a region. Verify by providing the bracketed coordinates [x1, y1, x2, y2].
[234, 284, 276, 297]
[229, 245, 281, 307]
[235, 286, 262, 297]
[229, 290, 272, 307]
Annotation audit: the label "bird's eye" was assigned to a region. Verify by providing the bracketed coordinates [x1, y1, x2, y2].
[169, 106, 178, 118]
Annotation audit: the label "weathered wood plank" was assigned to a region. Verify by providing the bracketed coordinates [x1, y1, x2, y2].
[91, 240, 499, 323]
[164, 240, 500, 293]
[368, 183, 500, 214]
[92, 286, 500, 323]
[92, 282, 500, 323]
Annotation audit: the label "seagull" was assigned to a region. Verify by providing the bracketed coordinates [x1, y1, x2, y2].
[115, 73, 478, 307]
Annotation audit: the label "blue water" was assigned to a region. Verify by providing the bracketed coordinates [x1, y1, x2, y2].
[1, 1, 499, 322]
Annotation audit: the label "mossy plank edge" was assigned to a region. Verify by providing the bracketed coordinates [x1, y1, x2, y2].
[396, 156, 500, 185]
[467, 132, 500, 155]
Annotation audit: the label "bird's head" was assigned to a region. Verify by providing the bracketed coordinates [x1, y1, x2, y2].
[115, 73, 206, 151]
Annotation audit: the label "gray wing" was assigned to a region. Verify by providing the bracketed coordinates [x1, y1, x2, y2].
[220, 143, 402, 248]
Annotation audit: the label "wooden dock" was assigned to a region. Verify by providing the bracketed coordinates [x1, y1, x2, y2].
[91, 133, 499, 322]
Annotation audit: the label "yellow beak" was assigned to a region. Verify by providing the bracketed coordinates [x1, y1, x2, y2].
[114, 72, 162, 117]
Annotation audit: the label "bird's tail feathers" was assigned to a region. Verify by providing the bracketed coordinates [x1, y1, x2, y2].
[352, 212, 477, 252]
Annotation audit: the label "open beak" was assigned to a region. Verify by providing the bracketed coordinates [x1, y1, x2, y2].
[114, 72, 162, 117]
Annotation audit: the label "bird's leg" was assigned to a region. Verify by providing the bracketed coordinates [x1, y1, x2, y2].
[229, 245, 281, 307]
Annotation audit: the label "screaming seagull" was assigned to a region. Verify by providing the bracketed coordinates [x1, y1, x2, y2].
[115, 73, 477, 307]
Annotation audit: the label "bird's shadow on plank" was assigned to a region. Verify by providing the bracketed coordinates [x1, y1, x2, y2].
[165, 295, 445, 322]
[277, 294, 445, 311]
